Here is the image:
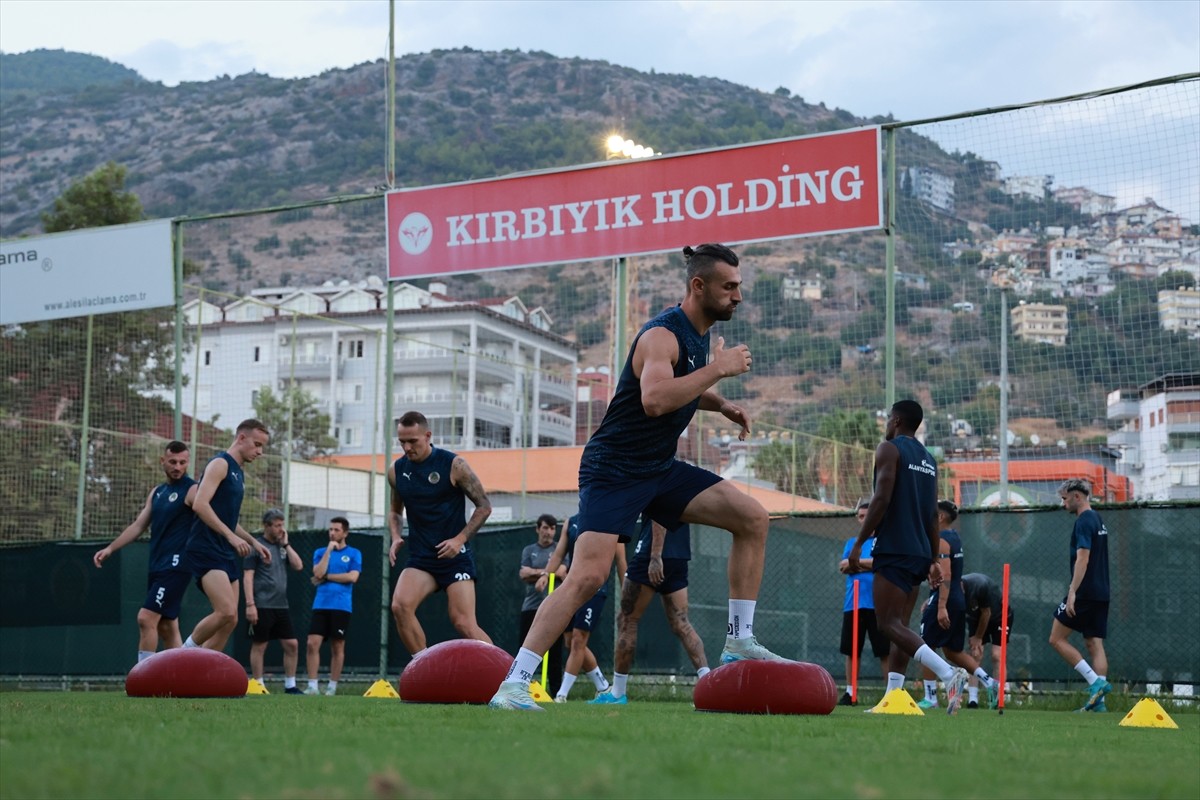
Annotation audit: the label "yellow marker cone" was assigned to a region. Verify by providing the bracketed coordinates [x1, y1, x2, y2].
[1119, 698, 1178, 729]
[870, 688, 924, 715]
[245, 678, 269, 695]
[529, 681, 554, 703]
[363, 679, 400, 698]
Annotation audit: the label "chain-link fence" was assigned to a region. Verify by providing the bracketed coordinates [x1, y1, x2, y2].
[2, 76, 1198, 686]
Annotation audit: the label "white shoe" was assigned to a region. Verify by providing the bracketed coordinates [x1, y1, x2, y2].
[553, 695, 567, 703]
[720, 636, 787, 663]
[489, 680, 544, 711]
[324, 685, 337, 696]
[945, 668, 969, 715]
[303, 685, 319, 696]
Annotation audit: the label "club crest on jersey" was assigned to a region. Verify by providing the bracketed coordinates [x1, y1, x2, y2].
[168, 492, 178, 502]
[340, 555, 350, 563]
[427, 471, 441, 485]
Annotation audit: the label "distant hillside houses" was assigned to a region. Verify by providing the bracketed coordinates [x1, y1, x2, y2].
[967, 195, 1197, 302]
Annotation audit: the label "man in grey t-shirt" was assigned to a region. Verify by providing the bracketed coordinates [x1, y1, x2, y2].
[243, 509, 304, 693]
[519, 514, 567, 694]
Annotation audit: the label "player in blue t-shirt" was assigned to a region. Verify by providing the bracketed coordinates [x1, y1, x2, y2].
[387, 410, 494, 662]
[182, 419, 272, 652]
[835, 500, 890, 706]
[1048, 478, 1112, 712]
[590, 518, 709, 705]
[93, 440, 198, 665]
[848, 400, 969, 715]
[304, 517, 362, 696]
[493, 244, 784, 711]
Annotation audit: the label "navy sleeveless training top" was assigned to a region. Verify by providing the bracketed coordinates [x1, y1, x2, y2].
[188, 451, 244, 559]
[873, 435, 938, 560]
[149, 475, 196, 573]
[393, 447, 468, 561]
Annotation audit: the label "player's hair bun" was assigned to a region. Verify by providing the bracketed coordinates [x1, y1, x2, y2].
[682, 246, 695, 257]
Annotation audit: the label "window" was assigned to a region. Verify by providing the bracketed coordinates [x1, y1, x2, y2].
[203, 350, 211, 366]
[253, 346, 261, 363]
[341, 339, 365, 359]
[345, 383, 365, 404]
[251, 389, 259, 406]
[340, 427, 361, 447]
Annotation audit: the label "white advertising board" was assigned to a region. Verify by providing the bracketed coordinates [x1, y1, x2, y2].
[0, 219, 174, 325]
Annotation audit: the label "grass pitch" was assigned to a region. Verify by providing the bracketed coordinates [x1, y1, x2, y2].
[1, 692, 1197, 799]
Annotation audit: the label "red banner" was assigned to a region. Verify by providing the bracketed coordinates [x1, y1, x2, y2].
[387, 126, 881, 279]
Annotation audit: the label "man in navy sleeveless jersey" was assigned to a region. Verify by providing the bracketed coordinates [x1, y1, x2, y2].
[848, 400, 969, 715]
[917, 501, 999, 710]
[388, 410, 494, 658]
[492, 243, 783, 711]
[183, 419, 272, 652]
[591, 518, 710, 705]
[1048, 478, 1112, 712]
[93, 440, 198, 665]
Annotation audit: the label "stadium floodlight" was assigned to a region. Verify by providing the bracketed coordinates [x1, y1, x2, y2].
[606, 134, 656, 160]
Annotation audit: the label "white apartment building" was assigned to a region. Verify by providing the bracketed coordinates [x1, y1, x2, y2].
[1053, 186, 1117, 216]
[1002, 175, 1051, 201]
[1107, 373, 1200, 501]
[906, 166, 956, 214]
[174, 279, 579, 454]
[1010, 301, 1069, 346]
[1158, 287, 1200, 338]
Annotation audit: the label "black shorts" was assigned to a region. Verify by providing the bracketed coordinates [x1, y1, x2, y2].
[248, 607, 296, 643]
[1054, 597, 1108, 639]
[142, 570, 191, 620]
[920, 597, 967, 652]
[565, 591, 607, 633]
[873, 554, 932, 595]
[969, 609, 1015, 645]
[309, 609, 352, 641]
[839, 609, 891, 658]
[405, 556, 477, 591]
[625, 557, 689, 595]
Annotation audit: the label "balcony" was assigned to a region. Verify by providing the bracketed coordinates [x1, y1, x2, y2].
[537, 410, 575, 440]
[1106, 394, 1140, 421]
[1166, 449, 1200, 466]
[1166, 412, 1200, 434]
[278, 354, 341, 379]
[1106, 429, 1140, 448]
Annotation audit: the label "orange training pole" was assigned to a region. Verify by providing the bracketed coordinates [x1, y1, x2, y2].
[851, 579, 860, 704]
[999, 563, 1010, 714]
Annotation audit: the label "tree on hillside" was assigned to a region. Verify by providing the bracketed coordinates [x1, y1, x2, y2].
[808, 409, 879, 507]
[0, 162, 183, 541]
[252, 386, 338, 460]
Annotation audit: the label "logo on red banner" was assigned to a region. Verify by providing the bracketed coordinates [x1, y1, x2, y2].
[387, 127, 881, 279]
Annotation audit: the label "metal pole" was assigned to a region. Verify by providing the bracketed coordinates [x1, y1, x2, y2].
[380, 0, 397, 681]
[74, 314, 94, 540]
[283, 311, 297, 527]
[999, 292, 1010, 505]
[613, 256, 628, 378]
[172, 221, 184, 441]
[189, 287, 204, 456]
[884, 128, 897, 408]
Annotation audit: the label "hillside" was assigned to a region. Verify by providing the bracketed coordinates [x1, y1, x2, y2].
[0, 49, 146, 104]
[1, 48, 1195, 446]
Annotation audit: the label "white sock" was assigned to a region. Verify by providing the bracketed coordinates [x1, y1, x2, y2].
[845, 684, 853, 695]
[913, 644, 955, 682]
[968, 686, 979, 702]
[1097, 675, 1107, 683]
[728, 599, 756, 640]
[327, 680, 338, 692]
[137, 650, 154, 663]
[1074, 659, 1098, 685]
[974, 667, 992, 683]
[504, 647, 544, 684]
[923, 679, 938, 702]
[697, 667, 710, 678]
[587, 667, 609, 691]
[284, 676, 296, 689]
[308, 679, 318, 690]
[612, 672, 628, 699]
[887, 672, 906, 692]
[557, 672, 578, 699]
[183, 636, 198, 648]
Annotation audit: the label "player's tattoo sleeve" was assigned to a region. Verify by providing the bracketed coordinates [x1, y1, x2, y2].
[452, 457, 491, 541]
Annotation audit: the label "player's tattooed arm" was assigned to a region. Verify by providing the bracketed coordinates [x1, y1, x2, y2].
[451, 456, 492, 542]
